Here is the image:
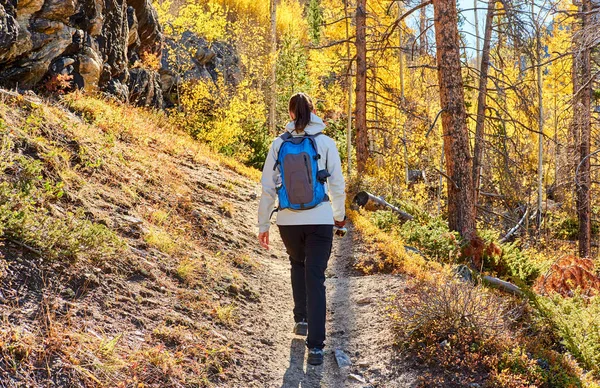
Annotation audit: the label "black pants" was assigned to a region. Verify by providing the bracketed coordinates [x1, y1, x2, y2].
[278, 224, 333, 350]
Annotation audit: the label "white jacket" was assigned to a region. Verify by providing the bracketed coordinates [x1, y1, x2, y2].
[257, 114, 346, 233]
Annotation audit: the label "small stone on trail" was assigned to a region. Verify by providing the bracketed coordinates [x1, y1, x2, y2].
[260, 338, 275, 346]
[357, 361, 370, 368]
[334, 349, 352, 368]
[348, 373, 367, 383]
[356, 297, 373, 305]
[228, 284, 240, 295]
[211, 330, 228, 342]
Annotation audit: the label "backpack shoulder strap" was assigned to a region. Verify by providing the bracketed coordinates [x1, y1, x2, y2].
[280, 132, 293, 141]
[305, 133, 322, 160]
[273, 132, 294, 171]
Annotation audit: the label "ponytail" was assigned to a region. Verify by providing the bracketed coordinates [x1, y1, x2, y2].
[288, 93, 314, 133]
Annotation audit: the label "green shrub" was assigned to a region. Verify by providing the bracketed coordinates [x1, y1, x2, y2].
[549, 216, 600, 241]
[478, 230, 542, 285]
[370, 210, 399, 232]
[538, 294, 600, 376]
[498, 241, 541, 285]
[399, 218, 461, 263]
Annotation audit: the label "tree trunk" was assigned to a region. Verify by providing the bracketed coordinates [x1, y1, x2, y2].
[419, 0, 428, 55]
[472, 0, 495, 206]
[355, 0, 368, 173]
[575, 0, 592, 258]
[344, 0, 353, 175]
[474, 0, 480, 68]
[268, 0, 277, 135]
[398, 2, 409, 184]
[432, 0, 476, 240]
[533, 1, 544, 230]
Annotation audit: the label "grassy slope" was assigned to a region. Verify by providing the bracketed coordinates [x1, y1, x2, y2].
[0, 90, 263, 387]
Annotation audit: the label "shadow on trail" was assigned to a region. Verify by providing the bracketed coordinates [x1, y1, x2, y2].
[281, 338, 323, 388]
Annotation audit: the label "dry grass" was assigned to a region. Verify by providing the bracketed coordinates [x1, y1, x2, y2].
[0, 91, 261, 387]
[348, 208, 440, 279]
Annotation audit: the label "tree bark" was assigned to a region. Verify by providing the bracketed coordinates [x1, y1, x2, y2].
[355, 0, 369, 173]
[472, 0, 495, 206]
[575, 0, 592, 258]
[432, 0, 476, 240]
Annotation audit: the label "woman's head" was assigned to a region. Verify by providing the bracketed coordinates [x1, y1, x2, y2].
[288, 93, 314, 133]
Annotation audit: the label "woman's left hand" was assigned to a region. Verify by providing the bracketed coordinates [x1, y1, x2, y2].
[258, 231, 270, 250]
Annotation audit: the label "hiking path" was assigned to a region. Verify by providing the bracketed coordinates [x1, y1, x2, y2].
[228, 219, 419, 387]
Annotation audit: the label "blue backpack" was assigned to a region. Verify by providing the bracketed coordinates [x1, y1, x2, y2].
[274, 132, 330, 210]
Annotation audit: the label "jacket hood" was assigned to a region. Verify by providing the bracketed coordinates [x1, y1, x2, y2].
[285, 113, 326, 135]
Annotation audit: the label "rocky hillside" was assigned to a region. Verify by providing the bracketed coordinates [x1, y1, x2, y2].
[0, 0, 163, 106]
[0, 0, 242, 109]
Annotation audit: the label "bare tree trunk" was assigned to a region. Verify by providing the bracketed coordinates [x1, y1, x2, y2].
[344, 0, 353, 175]
[575, 0, 592, 257]
[419, 0, 428, 55]
[432, 0, 476, 240]
[268, 0, 277, 135]
[398, 2, 409, 184]
[533, 1, 544, 230]
[474, 0, 480, 68]
[355, 0, 368, 173]
[472, 0, 495, 206]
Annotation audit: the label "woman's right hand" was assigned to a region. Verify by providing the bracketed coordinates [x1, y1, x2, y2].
[258, 231, 270, 250]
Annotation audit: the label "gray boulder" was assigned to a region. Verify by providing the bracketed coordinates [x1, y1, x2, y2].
[0, 0, 164, 108]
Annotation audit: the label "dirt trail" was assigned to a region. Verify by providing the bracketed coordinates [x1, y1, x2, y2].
[231, 223, 419, 387]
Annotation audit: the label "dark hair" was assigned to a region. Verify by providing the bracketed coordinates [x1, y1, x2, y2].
[288, 93, 314, 133]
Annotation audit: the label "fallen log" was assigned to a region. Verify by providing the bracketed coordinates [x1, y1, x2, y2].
[353, 191, 414, 221]
[454, 264, 523, 296]
[482, 275, 523, 296]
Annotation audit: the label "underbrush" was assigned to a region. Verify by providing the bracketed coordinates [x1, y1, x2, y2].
[537, 294, 600, 376]
[367, 208, 552, 286]
[347, 208, 439, 278]
[63, 93, 261, 182]
[351, 199, 600, 384]
[391, 274, 595, 387]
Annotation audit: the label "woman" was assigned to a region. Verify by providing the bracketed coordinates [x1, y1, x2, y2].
[257, 93, 346, 366]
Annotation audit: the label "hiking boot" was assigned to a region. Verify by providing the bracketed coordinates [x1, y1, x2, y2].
[307, 348, 324, 366]
[293, 320, 308, 336]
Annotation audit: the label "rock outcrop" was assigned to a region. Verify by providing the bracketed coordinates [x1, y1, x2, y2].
[160, 31, 242, 108]
[0, 0, 164, 108]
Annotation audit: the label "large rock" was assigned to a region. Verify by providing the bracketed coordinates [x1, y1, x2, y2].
[0, 0, 164, 108]
[160, 31, 242, 107]
[128, 67, 162, 107]
[126, 0, 162, 56]
[0, 0, 18, 61]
